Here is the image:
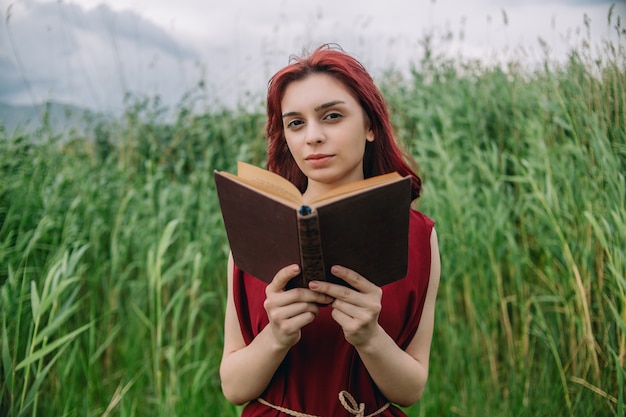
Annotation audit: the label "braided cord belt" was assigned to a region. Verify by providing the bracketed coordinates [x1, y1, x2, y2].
[257, 391, 391, 417]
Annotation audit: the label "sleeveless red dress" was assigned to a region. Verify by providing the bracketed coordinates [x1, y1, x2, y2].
[233, 210, 435, 417]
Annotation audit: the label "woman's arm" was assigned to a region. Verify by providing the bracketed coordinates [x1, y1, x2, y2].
[309, 228, 441, 406]
[219, 254, 333, 405]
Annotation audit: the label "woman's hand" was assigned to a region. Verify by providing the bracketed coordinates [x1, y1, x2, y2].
[221, 257, 332, 405]
[308, 265, 383, 348]
[264, 264, 334, 348]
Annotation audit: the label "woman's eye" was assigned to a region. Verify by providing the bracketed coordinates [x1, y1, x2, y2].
[287, 119, 304, 129]
[325, 112, 342, 121]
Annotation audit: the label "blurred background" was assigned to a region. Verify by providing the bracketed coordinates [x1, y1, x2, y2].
[1, 1, 624, 417]
[1, 0, 623, 115]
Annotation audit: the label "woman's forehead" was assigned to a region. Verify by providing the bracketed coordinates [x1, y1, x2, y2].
[281, 73, 358, 112]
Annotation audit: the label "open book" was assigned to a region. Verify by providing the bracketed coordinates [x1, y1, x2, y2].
[214, 161, 411, 288]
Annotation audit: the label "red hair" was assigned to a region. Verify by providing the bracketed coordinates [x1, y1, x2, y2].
[265, 44, 422, 200]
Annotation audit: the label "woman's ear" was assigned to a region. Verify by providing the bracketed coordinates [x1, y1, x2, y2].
[366, 128, 375, 142]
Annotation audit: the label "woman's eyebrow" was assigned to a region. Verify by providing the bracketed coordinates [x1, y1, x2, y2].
[281, 100, 346, 119]
[314, 100, 345, 111]
[281, 111, 299, 119]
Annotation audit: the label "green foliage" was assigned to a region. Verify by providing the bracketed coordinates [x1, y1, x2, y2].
[1, 21, 624, 417]
[0, 99, 265, 416]
[383, 23, 625, 417]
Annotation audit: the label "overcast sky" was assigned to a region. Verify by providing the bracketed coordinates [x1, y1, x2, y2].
[0, 0, 623, 113]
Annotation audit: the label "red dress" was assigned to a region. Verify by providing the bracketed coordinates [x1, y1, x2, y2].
[233, 210, 435, 417]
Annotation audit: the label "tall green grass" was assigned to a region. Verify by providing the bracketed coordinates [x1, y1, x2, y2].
[1, 19, 625, 417]
[0, 94, 267, 416]
[384, 19, 625, 416]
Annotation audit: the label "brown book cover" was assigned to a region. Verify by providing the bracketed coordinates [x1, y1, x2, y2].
[214, 162, 411, 288]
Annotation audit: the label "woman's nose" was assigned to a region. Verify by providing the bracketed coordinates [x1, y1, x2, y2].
[304, 122, 325, 144]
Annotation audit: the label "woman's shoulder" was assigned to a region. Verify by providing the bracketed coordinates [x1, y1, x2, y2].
[409, 208, 435, 232]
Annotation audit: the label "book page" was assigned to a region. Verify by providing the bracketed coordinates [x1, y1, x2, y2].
[237, 162, 303, 205]
[310, 172, 403, 207]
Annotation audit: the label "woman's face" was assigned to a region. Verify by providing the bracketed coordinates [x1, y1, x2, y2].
[280, 73, 374, 199]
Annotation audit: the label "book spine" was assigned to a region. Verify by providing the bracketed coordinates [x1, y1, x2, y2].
[297, 207, 326, 285]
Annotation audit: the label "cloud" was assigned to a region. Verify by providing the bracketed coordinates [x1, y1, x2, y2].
[0, 0, 622, 113]
[0, 57, 25, 97]
[0, 0, 201, 111]
[489, 0, 615, 5]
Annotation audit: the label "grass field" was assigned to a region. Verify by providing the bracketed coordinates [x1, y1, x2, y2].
[1, 17, 625, 417]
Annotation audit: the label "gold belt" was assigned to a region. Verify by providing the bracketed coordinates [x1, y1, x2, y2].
[257, 390, 391, 417]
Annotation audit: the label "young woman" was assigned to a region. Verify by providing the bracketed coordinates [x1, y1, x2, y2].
[220, 44, 441, 417]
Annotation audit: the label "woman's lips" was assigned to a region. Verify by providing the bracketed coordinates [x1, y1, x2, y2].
[305, 154, 333, 167]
